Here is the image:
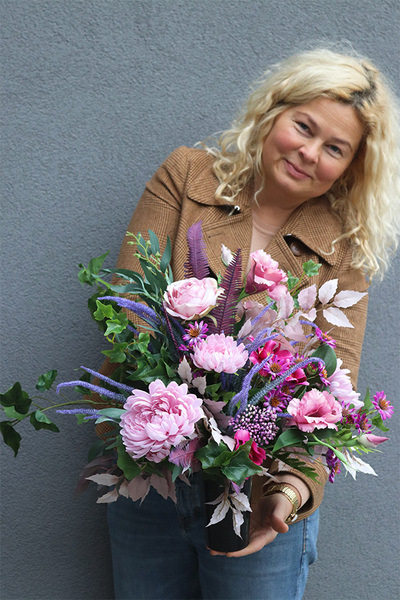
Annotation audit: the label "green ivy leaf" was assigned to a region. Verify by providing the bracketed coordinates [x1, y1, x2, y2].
[102, 343, 128, 363]
[0, 382, 31, 415]
[93, 300, 118, 322]
[104, 312, 129, 336]
[302, 260, 322, 277]
[286, 271, 300, 290]
[36, 369, 58, 391]
[0, 421, 22, 456]
[30, 410, 60, 432]
[3, 406, 27, 420]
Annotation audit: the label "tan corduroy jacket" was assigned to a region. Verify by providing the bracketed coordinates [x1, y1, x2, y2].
[107, 146, 369, 520]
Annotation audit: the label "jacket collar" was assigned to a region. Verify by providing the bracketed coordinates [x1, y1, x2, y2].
[186, 151, 344, 268]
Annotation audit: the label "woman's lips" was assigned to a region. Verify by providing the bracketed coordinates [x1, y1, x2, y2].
[284, 159, 311, 179]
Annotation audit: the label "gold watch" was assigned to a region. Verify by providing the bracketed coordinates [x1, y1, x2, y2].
[262, 483, 300, 524]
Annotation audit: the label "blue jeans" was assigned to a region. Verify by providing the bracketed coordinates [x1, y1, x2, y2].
[107, 473, 319, 600]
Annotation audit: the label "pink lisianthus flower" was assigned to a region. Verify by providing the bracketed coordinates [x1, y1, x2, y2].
[163, 277, 224, 320]
[120, 380, 204, 463]
[192, 333, 248, 374]
[245, 249, 288, 294]
[287, 389, 342, 433]
[233, 430, 266, 466]
[327, 359, 363, 410]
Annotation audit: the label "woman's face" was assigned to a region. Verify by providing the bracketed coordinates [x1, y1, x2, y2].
[260, 97, 364, 206]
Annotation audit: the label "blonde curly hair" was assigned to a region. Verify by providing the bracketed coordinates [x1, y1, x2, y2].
[204, 48, 400, 279]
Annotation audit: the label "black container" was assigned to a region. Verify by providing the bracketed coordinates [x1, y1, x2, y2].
[203, 477, 252, 552]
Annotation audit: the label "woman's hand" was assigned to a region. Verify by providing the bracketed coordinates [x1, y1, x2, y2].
[208, 474, 310, 558]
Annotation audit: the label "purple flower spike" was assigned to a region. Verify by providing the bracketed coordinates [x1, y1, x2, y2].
[100, 296, 162, 327]
[56, 381, 125, 403]
[79, 366, 134, 393]
[227, 357, 270, 415]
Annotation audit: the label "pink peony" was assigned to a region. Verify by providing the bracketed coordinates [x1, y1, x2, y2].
[120, 380, 204, 463]
[287, 389, 342, 433]
[245, 250, 288, 294]
[163, 277, 224, 320]
[192, 333, 248, 374]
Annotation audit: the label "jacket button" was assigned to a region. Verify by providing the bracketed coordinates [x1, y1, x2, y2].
[290, 241, 303, 257]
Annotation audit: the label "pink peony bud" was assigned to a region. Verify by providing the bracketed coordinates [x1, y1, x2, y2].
[163, 277, 224, 320]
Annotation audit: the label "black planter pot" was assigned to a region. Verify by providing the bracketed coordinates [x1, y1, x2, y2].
[203, 477, 252, 553]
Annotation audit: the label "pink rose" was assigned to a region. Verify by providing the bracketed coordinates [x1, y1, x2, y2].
[287, 389, 342, 433]
[120, 379, 204, 463]
[234, 430, 266, 466]
[163, 277, 224, 320]
[192, 333, 248, 374]
[245, 250, 288, 294]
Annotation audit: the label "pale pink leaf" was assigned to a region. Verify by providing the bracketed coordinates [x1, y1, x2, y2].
[86, 474, 120, 486]
[323, 307, 354, 328]
[298, 285, 317, 311]
[149, 473, 169, 499]
[192, 375, 207, 395]
[318, 279, 338, 304]
[333, 290, 367, 308]
[96, 489, 119, 503]
[118, 480, 130, 498]
[231, 507, 245, 537]
[301, 307, 317, 322]
[277, 291, 294, 319]
[206, 497, 230, 526]
[230, 492, 252, 513]
[237, 318, 253, 340]
[128, 476, 150, 503]
[177, 356, 192, 383]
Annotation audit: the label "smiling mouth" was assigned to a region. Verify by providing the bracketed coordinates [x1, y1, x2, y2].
[284, 160, 311, 179]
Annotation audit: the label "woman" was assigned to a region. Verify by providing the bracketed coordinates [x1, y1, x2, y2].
[105, 48, 399, 599]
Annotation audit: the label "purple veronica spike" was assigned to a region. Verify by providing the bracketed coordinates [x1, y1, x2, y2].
[184, 221, 210, 279]
[162, 305, 180, 355]
[127, 324, 139, 335]
[244, 330, 278, 354]
[248, 357, 326, 406]
[251, 301, 275, 326]
[227, 357, 270, 415]
[56, 408, 101, 419]
[79, 366, 134, 393]
[100, 296, 161, 327]
[56, 381, 125, 402]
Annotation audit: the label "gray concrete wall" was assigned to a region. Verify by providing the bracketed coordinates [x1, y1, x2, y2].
[1, 1, 399, 598]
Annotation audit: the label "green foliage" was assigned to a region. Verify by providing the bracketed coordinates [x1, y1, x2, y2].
[30, 410, 60, 432]
[272, 428, 306, 452]
[311, 344, 337, 377]
[286, 271, 300, 291]
[196, 440, 262, 485]
[0, 422, 22, 456]
[117, 444, 141, 480]
[0, 382, 31, 415]
[78, 251, 110, 286]
[36, 370, 58, 391]
[302, 260, 322, 277]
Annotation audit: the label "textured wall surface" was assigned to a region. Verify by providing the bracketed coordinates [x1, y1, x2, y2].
[1, 1, 399, 599]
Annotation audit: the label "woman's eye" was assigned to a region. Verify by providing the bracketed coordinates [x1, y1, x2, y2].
[296, 121, 310, 132]
[328, 144, 342, 156]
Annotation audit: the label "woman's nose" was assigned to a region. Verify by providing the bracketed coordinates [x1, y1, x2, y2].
[298, 140, 320, 163]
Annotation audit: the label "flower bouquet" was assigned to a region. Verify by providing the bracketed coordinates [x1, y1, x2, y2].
[1, 222, 392, 551]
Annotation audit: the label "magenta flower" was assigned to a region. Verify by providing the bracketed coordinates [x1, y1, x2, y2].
[315, 327, 336, 348]
[245, 249, 288, 294]
[120, 380, 204, 463]
[355, 412, 371, 433]
[326, 448, 341, 483]
[182, 321, 208, 348]
[163, 277, 224, 320]
[372, 391, 393, 420]
[287, 389, 342, 433]
[192, 333, 248, 374]
[233, 429, 267, 466]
